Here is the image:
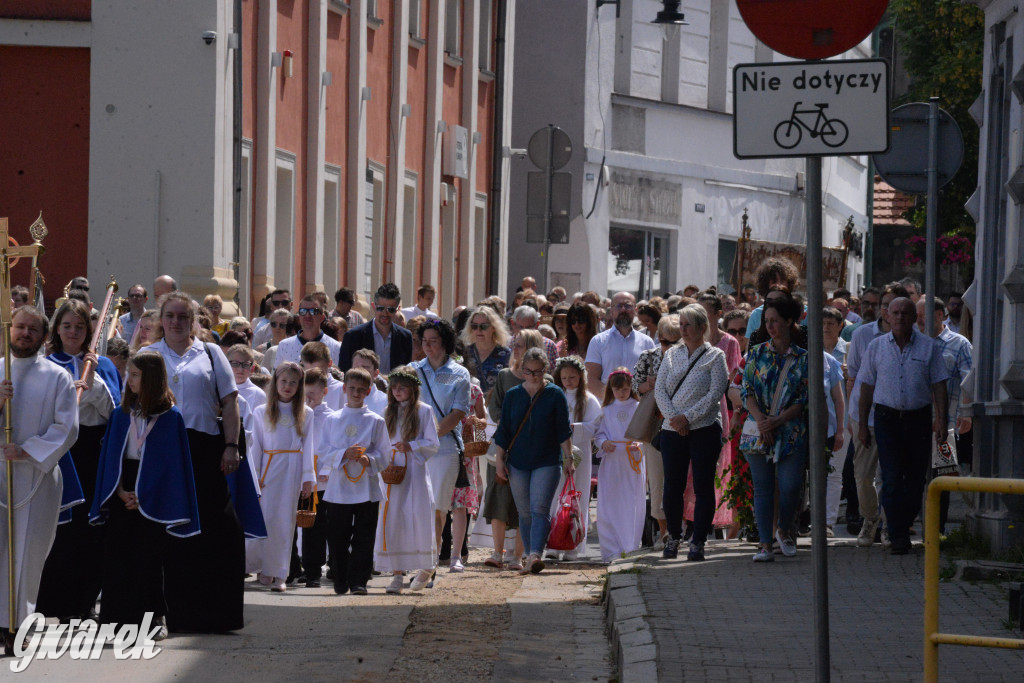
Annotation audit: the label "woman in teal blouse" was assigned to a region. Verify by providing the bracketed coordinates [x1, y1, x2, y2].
[495, 348, 574, 575]
[741, 294, 809, 562]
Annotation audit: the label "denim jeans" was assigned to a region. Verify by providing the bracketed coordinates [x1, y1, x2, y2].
[873, 405, 932, 543]
[745, 446, 808, 544]
[660, 425, 722, 545]
[508, 464, 562, 556]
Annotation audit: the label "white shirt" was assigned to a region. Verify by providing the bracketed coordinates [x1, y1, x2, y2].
[364, 383, 389, 417]
[149, 338, 237, 434]
[275, 333, 342, 369]
[325, 374, 345, 411]
[251, 317, 273, 349]
[237, 379, 267, 413]
[319, 405, 391, 504]
[585, 327, 657, 383]
[400, 305, 439, 321]
[654, 342, 729, 432]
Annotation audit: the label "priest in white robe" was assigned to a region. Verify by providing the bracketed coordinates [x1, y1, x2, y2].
[0, 307, 79, 633]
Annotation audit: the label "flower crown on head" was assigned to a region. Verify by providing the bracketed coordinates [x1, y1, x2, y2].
[388, 369, 421, 386]
[554, 355, 587, 378]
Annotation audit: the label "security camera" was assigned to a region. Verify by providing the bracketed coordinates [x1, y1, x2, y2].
[202, 31, 217, 45]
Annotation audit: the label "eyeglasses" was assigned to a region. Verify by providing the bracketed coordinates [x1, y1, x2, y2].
[658, 338, 675, 346]
[375, 305, 398, 314]
[269, 322, 286, 329]
[522, 368, 545, 377]
[298, 307, 323, 317]
[726, 327, 746, 336]
[613, 302, 634, 310]
[229, 360, 253, 369]
[128, 293, 146, 299]
[270, 299, 291, 308]
[470, 322, 491, 331]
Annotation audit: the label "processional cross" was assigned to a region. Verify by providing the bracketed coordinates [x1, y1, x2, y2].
[0, 214, 47, 653]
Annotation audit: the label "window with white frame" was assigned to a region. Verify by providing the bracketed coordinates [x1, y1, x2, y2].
[238, 139, 253, 312]
[365, 164, 386, 299]
[323, 165, 342, 296]
[473, 193, 488, 301]
[478, 0, 492, 71]
[401, 172, 419, 294]
[445, 0, 461, 57]
[274, 150, 297, 294]
[409, 0, 422, 40]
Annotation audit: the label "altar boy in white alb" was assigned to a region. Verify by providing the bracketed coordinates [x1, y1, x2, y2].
[319, 368, 390, 595]
[0, 307, 79, 633]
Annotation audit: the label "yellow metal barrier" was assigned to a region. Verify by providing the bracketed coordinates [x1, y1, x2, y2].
[924, 476, 1024, 682]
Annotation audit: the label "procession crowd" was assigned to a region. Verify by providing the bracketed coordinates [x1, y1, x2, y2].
[0, 260, 972, 645]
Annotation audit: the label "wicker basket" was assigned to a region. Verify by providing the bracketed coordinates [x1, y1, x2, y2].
[462, 420, 491, 458]
[381, 449, 407, 485]
[296, 492, 317, 528]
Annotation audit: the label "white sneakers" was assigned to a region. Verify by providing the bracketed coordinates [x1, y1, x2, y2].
[775, 529, 797, 557]
[449, 558, 465, 573]
[858, 518, 879, 547]
[386, 574, 404, 594]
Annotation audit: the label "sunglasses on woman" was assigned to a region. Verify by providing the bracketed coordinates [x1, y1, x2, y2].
[470, 322, 491, 331]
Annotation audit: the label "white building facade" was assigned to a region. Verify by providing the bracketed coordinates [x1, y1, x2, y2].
[507, 0, 870, 299]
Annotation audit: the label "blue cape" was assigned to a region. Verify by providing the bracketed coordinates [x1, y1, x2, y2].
[89, 406, 201, 538]
[227, 439, 268, 540]
[48, 353, 123, 524]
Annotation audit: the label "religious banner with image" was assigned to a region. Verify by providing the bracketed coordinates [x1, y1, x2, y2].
[730, 210, 850, 292]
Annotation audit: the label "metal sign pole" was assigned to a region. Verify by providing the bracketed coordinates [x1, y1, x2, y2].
[806, 155, 831, 682]
[925, 97, 939, 337]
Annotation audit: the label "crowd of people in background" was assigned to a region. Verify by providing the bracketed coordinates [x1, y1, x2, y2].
[0, 262, 973, 645]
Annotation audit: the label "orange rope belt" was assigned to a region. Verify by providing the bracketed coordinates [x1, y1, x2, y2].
[609, 440, 644, 475]
[259, 449, 302, 488]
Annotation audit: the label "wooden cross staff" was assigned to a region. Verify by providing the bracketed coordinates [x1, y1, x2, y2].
[0, 214, 46, 647]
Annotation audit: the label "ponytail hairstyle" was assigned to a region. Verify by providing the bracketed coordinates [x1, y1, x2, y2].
[384, 366, 422, 444]
[553, 355, 589, 423]
[122, 352, 175, 417]
[265, 362, 306, 437]
[602, 366, 638, 406]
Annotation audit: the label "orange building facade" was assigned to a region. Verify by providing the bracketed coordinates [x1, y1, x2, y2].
[0, 0, 513, 316]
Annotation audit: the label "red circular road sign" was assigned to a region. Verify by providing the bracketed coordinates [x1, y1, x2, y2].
[736, 0, 890, 61]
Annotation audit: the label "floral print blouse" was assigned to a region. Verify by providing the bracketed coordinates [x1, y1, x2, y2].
[740, 342, 809, 462]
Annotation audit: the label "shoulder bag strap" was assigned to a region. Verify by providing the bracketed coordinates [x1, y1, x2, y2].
[768, 354, 798, 417]
[505, 387, 543, 454]
[203, 342, 223, 415]
[667, 346, 708, 400]
[418, 362, 464, 450]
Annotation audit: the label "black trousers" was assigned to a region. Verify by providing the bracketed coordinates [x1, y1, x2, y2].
[164, 429, 245, 633]
[301, 492, 329, 579]
[325, 500, 379, 592]
[100, 497, 168, 626]
[660, 425, 722, 545]
[37, 424, 107, 619]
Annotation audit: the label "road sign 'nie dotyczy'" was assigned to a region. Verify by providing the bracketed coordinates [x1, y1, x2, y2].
[733, 60, 890, 159]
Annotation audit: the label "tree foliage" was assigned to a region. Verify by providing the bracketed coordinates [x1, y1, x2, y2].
[890, 0, 984, 276]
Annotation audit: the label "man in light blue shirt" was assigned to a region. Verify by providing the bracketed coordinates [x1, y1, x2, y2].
[857, 297, 948, 555]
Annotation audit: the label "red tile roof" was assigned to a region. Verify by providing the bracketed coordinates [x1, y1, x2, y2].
[874, 175, 914, 226]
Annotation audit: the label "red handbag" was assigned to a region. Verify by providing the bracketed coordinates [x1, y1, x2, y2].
[547, 477, 585, 551]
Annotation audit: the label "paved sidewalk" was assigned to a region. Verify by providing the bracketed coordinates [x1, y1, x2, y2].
[607, 538, 1023, 681]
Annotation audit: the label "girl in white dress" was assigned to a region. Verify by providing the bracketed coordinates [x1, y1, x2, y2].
[375, 367, 441, 593]
[245, 362, 315, 592]
[550, 356, 602, 560]
[595, 367, 645, 562]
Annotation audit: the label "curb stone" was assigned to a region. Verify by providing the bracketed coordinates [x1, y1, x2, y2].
[602, 557, 657, 682]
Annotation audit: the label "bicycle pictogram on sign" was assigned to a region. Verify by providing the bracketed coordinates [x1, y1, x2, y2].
[773, 102, 850, 149]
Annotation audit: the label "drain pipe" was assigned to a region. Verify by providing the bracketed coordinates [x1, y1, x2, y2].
[487, 0, 509, 297]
